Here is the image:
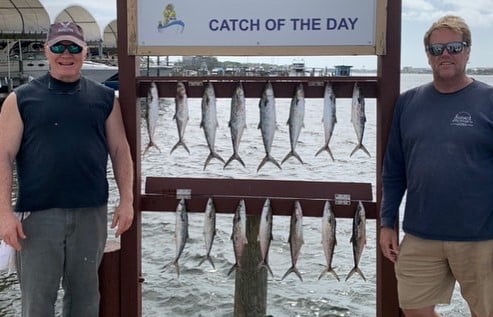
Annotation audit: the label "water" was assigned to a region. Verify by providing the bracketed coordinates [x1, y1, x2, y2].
[2, 73, 493, 316]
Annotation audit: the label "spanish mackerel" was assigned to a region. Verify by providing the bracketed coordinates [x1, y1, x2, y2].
[315, 82, 337, 161]
[350, 83, 371, 157]
[346, 200, 367, 281]
[170, 81, 190, 154]
[282, 83, 305, 165]
[163, 198, 189, 278]
[319, 200, 339, 281]
[257, 198, 274, 277]
[227, 199, 248, 276]
[257, 82, 281, 172]
[281, 200, 304, 281]
[224, 82, 247, 168]
[143, 82, 161, 155]
[198, 197, 216, 269]
[201, 82, 225, 169]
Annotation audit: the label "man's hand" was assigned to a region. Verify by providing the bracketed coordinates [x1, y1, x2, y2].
[0, 211, 26, 251]
[380, 227, 399, 263]
[111, 203, 134, 238]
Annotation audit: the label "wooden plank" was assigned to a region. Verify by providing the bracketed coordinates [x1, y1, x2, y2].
[98, 241, 121, 317]
[142, 177, 376, 219]
[136, 76, 378, 99]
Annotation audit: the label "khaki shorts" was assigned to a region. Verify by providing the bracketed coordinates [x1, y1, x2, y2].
[395, 234, 493, 316]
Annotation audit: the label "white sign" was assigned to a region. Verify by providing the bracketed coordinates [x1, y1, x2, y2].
[129, 0, 386, 56]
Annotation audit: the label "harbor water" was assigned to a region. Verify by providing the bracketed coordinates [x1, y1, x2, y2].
[1, 73, 493, 316]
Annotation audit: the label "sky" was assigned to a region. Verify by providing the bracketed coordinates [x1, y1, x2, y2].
[41, 0, 493, 69]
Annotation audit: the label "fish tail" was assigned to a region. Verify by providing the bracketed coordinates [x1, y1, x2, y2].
[227, 263, 238, 276]
[257, 154, 282, 172]
[257, 260, 274, 277]
[162, 258, 180, 278]
[161, 260, 173, 272]
[143, 141, 161, 156]
[281, 150, 304, 165]
[345, 266, 366, 282]
[281, 265, 303, 282]
[350, 143, 371, 158]
[170, 140, 190, 155]
[224, 153, 246, 169]
[315, 144, 335, 161]
[318, 266, 340, 281]
[198, 255, 215, 270]
[174, 260, 181, 278]
[203, 151, 225, 170]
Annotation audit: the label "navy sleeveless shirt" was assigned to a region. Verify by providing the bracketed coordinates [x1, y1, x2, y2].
[14, 73, 115, 212]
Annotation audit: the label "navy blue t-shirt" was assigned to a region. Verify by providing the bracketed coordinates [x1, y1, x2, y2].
[381, 80, 493, 241]
[14, 73, 115, 212]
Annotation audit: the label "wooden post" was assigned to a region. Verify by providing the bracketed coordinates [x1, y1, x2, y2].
[234, 215, 267, 317]
[99, 240, 121, 317]
[376, 0, 403, 316]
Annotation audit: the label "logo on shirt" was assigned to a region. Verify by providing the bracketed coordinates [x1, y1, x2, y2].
[451, 112, 474, 127]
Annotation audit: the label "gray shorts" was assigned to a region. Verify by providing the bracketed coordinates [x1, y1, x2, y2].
[396, 234, 493, 316]
[16, 206, 107, 317]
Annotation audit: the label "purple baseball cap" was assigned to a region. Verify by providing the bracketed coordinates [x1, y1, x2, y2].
[46, 22, 87, 47]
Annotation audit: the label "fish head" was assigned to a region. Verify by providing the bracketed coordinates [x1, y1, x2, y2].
[294, 201, 303, 219]
[176, 82, 187, 98]
[262, 198, 273, 221]
[235, 83, 245, 97]
[325, 83, 336, 104]
[263, 82, 274, 98]
[148, 82, 158, 101]
[176, 198, 186, 211]
[295, 83, 304, 98]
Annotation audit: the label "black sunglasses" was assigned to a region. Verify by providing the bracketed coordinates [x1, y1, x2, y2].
[49, 43, 84, 54]
[426, 41, 468, 56]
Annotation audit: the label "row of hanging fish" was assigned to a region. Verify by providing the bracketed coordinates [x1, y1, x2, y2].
[143, 81, 371, 171]
[163, 197, 367, 282]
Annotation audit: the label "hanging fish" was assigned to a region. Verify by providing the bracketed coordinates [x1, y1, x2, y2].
[315, 82, 337, 161]
[281, 200, 304, 281]
[143, 82, 161, 155]
[201, 82, 225, 169]
[282, 83, 305, 165]
[224, 82, 247, 168]
[350, 83, 371, 157]
[163, 199, 189, 278]
[319, 200, 339, 281]
[257, 198, 274, 277]
[257, 81, 281, 172]
[170, 81, 190, 154]
[345, 200, 367, 281]
[198, 197, 216, 269]
[227, 199, 248, 276]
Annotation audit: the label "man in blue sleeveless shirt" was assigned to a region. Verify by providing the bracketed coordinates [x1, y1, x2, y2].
[0, 22, 134, 316]
[380, 15, 493, 317]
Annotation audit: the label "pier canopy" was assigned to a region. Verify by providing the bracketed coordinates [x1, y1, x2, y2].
[103, 20, 117, 48]
[0, 0, 50, 38]
[54, 5, 102, 44]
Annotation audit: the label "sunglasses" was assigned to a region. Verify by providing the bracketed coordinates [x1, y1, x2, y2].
[49, 43, 84, 54]
[426, 41, 468, 56]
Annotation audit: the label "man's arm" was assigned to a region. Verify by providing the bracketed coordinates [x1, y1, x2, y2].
[105, 97, 134, 237]
[0, 93, 26, 250]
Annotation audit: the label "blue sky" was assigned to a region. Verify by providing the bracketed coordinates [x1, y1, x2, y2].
[42, 0, 493, 69]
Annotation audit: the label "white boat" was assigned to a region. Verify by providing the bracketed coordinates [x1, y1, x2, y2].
[289, 59, 307, 76]
[0, 40, 118, 85]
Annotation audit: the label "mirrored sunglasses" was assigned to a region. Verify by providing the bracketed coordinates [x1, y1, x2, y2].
[49, 43, 84, 54]
[426, 41, 468, 56]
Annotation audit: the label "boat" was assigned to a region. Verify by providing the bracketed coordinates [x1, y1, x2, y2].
[0, 40, 118, 87]
[289, 59, 307, 76]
